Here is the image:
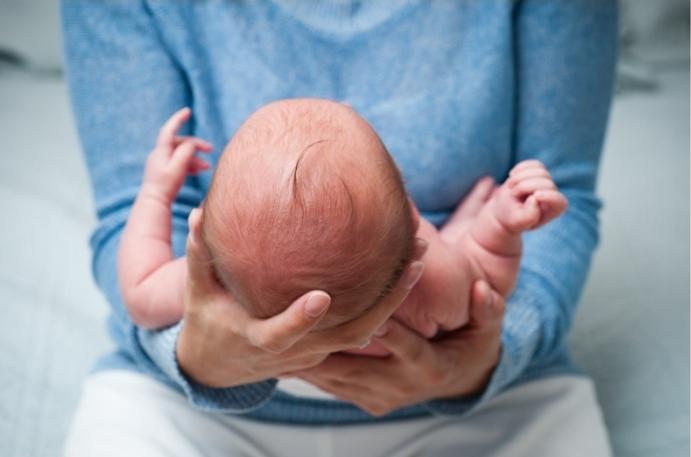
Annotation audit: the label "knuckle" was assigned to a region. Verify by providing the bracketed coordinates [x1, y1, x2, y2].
[304, 354, 327, 368]
[407, 342, 426, 364]
[264, 340, 289, 354]
[248, 332, 285, 354]
[335, 328, 365, 348]
[357, 337, 372, 349]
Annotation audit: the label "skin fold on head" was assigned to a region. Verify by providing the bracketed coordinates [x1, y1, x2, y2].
[201, 98, 415, 330]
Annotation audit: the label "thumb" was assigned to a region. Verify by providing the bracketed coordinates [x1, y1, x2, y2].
[246, 291, 331, 354]
[185, 207, 221, 298]
[469, 280, 505, 330]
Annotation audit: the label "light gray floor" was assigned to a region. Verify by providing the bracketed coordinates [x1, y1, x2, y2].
[571, 69, 689, 457]
[0, 66, 688, 457]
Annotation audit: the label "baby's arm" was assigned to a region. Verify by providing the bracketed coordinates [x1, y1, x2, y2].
[467, 160, 568, 295]
[118, 108, 212, 329]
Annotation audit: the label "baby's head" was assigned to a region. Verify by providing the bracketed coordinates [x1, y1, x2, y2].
[202, 99, 416, 329]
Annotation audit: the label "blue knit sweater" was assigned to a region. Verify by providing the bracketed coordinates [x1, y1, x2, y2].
[60, 0, 617, 425]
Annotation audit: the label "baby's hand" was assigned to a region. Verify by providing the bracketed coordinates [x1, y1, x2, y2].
[494, 160, 568, 232]
[142, 107, 213, 201]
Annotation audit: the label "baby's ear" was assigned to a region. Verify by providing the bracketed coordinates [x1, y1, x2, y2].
[407, 196, 421, 233]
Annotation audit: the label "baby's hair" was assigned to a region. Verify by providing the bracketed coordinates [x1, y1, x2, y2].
[202, 99, 414, 326]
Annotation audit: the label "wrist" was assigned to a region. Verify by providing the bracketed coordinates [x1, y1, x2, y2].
[175, 321, 210, 386]
[139, 182, 173, 206]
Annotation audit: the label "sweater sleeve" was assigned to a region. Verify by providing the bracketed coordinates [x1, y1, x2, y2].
[61, 0, 275, 411]
[426, 0, 618, 415]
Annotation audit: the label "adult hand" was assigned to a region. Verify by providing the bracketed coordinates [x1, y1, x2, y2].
[176, 208, 428, 388]
[393, 176, 499, 336]
[294, 279, 505, 416]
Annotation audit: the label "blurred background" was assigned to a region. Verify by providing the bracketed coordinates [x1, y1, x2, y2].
[0, 1, 688, 456]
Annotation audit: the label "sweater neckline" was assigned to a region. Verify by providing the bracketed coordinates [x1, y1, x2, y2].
[268, 0, 423, 39]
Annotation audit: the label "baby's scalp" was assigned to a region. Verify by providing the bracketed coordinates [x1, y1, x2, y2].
[202, 99, 414, 328]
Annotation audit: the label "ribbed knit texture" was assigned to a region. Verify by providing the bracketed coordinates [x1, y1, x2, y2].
[61, 0, 617, 425]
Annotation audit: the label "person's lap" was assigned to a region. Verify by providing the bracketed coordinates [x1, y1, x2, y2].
[63, 370, 611, 457]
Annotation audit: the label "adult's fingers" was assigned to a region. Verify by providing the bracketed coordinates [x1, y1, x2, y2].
[375, 319, 435, 365]
[468, 280, 505, 330]
[157, 107, 191, 148]
[296, 353, 386, 380]
[338, 236, 428, 343]
[324, 257, 425, 351]
[245, 290, 331, 354]
[185, 207, 221, 299]
[296, 238, 427, 353]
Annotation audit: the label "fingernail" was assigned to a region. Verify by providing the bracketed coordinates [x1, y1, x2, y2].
[405, 261, 424, 288]
[374, 324, 388, 337]
[188, 208, 200, 226]
[305, 292, 330, 318]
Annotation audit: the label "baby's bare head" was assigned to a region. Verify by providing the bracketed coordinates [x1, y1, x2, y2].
[202, 99, 415, 329]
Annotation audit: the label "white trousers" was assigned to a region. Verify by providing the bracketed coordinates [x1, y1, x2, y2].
[63, 371, 612, 457]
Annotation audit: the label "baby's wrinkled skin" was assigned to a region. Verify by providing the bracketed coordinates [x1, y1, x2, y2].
[118, 99, 568, 358]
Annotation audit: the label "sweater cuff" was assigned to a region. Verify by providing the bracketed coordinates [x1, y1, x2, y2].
[425, 289, 541, 416]
[138, 322, 277, 412]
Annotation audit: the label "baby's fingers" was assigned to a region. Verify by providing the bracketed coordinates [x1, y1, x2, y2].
[508, 159, 544, 176]
[510, 177, 556, 198]
[533, 190, 568, 228]
[510, 194, 541, 230]
[169, 138, 214, 176]
[188, 157, 211, 175]
[506, 167, 550, 188]
[157, 107, 191, 148]
[175, 136, 214, 152]
[169, 140, 199, 174]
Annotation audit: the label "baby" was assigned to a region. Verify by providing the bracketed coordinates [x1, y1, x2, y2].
[118, 99, 567, 357]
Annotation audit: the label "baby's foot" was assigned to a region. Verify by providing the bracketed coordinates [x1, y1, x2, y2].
[494, 160, 568, 232]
